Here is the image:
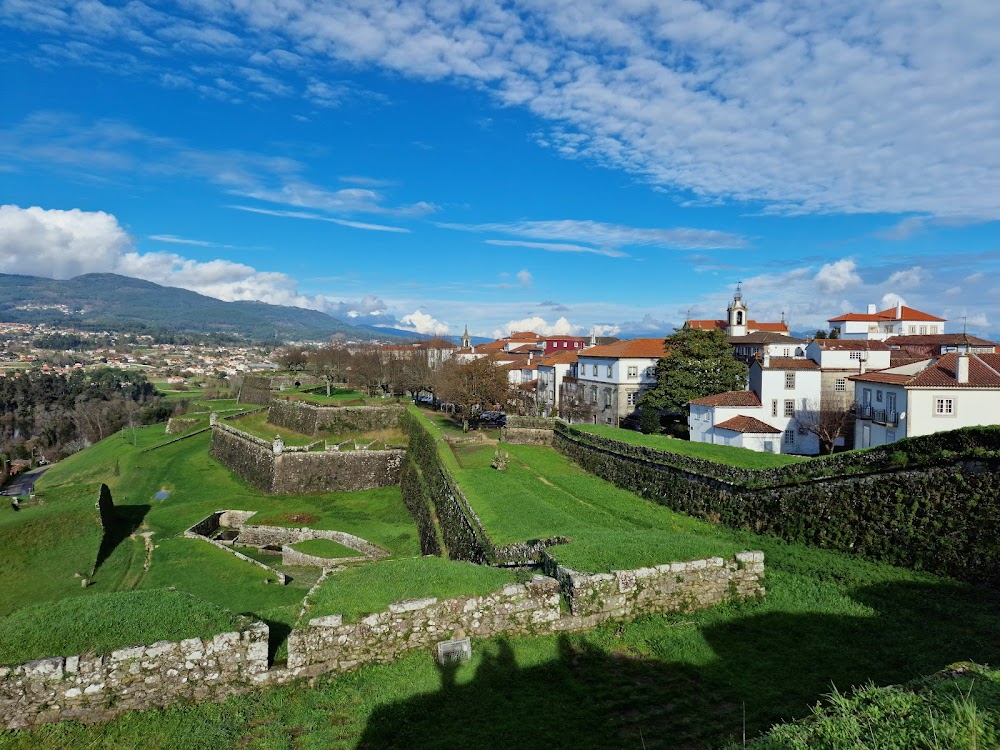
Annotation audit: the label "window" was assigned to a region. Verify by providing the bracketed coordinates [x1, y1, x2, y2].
[627, 391, 638, 406]
[785, 372, 795, 389]
[850, 351, 863, 360]
[876, 390, 883, 403]
[908, 325, 916, 334]
[606, 365, 613, 378]
[884, 325, 893, 333]
[863, 388, 872, 406]
[627, 366, 638, 378]
[604, 390, 613, 408]
[930, 325, 938, 334]
[783, 348, 791, 356]
[835, 378, 847, 392]
[886, 429, 897, 443]
[784, 399, 795, 417]
[592, 365, 598, 376]
[935, 397, 954, 416]
[590, 386, 597, 404]
[868, 325, 878, 333]
[771, 399, 778, 417]
[784, 429, 795, 445]
[887, 393, 897, 412]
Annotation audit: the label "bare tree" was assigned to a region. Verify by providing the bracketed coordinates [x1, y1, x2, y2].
[433, 358, 513, 429]
[308, 346, 351, 396]
[349, 347, 389, 397]
[274, 346, 310, 372]
[796, 398, 855, 454]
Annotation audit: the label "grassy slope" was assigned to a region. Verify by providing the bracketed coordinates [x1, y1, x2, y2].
[573, 423, 808, 468]
[0, 591, 244, 666]
[305, 556, 520, 622]
[453, 442, 745, 571]
[3, 539, 998, 750]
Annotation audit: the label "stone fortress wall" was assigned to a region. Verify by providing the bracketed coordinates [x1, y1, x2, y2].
[209, 420, 404, 494]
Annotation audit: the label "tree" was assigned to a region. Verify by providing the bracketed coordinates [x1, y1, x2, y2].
[639, 328, 748, 414]
[349, 347, 389, 397]
[433, 358, 512, 429]
[308, 345, 351, 396]
[638, 404, 661, 434]
[796, 399, 855, 454]
[274, 346, 309, 372]
[814, 329, 828, 339]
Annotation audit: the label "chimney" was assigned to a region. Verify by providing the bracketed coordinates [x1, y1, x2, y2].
[957, 353, 969, 384]
[896, 300, 903, 319]
[866, 304, 877, 315]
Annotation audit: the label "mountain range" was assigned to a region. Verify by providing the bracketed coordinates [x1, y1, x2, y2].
[0, 273, 397, 342]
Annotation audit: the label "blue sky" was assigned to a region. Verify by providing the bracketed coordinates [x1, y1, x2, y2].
[2, 1, 999, 340]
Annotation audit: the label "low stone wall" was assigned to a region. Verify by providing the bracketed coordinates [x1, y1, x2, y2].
[183, 513, 288, 584]
[288, 551, 765, 670]
[210, 424, 405, 494]
[268, 400, 405, 436]
[0, 622, 269, 730]
[288, 575, 562, 669]
[502, 416, 555, 445]
[165, 417, 199, 435]
[543, 551, 765, 619]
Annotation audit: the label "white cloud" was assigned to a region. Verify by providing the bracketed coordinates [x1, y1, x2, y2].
[0, 204, 130, 278]
[590, 323, 621, 337]
[0, 204, 392, 319]
[450, 219, 746, 252]
[815, 259, 862, 295]
[485, 239, 628, 258]
[493, 316, 578, 338]
[880, 293, 908, 311]
[886, 267, 923, 290]
[399, 310, 450, 335]
[10, 1, 999, 217]
[148, 234, 232, 247]
[228, 205, 410, 232]
[516, 269, 532, 287]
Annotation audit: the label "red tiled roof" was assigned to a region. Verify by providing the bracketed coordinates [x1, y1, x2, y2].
[686, 319, 789, 333]
[509, 331, 543, 341]
[884, 334, 995, 348]
[814, 340, 891, 351]
[851, 353, 1000, 389]
[715, 415, 782, 434]
[689, 391, 762, 407]
[828, 305, 945, 323]
[583, 338, 666, 359]
[758, 357, 820, 370]
[537, 352, 579, 366]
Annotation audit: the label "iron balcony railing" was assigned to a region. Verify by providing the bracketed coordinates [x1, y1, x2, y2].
[854, 403, 899, 426]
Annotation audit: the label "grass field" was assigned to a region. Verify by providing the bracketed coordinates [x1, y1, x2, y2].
[0, 420, 426, 662]
[571, 423, 808, 468]
[229, 410, 408, 447]
[2, 537, 998, 749]
[450, 441, 746, 572]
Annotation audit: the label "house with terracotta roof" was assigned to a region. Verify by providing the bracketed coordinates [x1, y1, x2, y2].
[687, 353, 822, 454]
[883, 333, 996, 360]
[850, 352, 1000, 448]
[562, 338, 666, 424]
[805, 340, 893, 442]
[827, 301, 945, 341]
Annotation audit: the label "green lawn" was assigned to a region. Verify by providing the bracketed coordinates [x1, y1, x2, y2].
[451, 442, 746, 572]
[305, 556, 521, 623]
[572, 423, 808, 468]
[3, 540, 998, 750]
[229, 409, 407, 447]
[0, 591, 244, 666]
[275, 386, 366, 405]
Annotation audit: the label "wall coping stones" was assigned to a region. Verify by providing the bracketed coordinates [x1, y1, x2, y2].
[388, 597, 438, 614]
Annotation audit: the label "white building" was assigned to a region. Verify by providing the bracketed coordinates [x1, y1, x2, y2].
[535, 351, 578, 417]
[565, 338, 664, 424]
[688, 355, 823, 454]
[850, 352, 1000, 448]
[827, 302, 945, 341]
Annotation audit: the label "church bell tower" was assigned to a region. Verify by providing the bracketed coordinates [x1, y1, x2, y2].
[727, 283, 748, 337]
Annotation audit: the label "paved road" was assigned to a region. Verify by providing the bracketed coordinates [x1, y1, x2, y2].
[2, 466, 49, 496]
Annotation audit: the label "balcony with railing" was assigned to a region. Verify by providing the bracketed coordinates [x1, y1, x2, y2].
[854, 403, 899, 426]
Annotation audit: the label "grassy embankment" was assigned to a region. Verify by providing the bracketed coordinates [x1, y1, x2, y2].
[572, 423, 808, 468]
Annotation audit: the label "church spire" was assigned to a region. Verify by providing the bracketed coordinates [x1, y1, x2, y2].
[461, 324, 471, 349]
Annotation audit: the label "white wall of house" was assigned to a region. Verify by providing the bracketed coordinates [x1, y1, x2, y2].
[748, 364, 823, 454]
[806, 343, 893, 370]
[574, 355, 659, 423]
[906, 388, 1000, 437]
[689, 404, 753, 443]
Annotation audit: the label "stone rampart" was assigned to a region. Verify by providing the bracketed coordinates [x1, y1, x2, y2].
[209, 424, 404, 494]
[267, 400, 405, 436]
[237, 376, 274, 406]
[209, 423, 275, 492]
[502, 416, 555, 446]
[165, 417, 199, 435]
[0, 621, 269, 730]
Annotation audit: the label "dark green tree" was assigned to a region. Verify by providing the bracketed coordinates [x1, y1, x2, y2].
[639, 328, 748, 414]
